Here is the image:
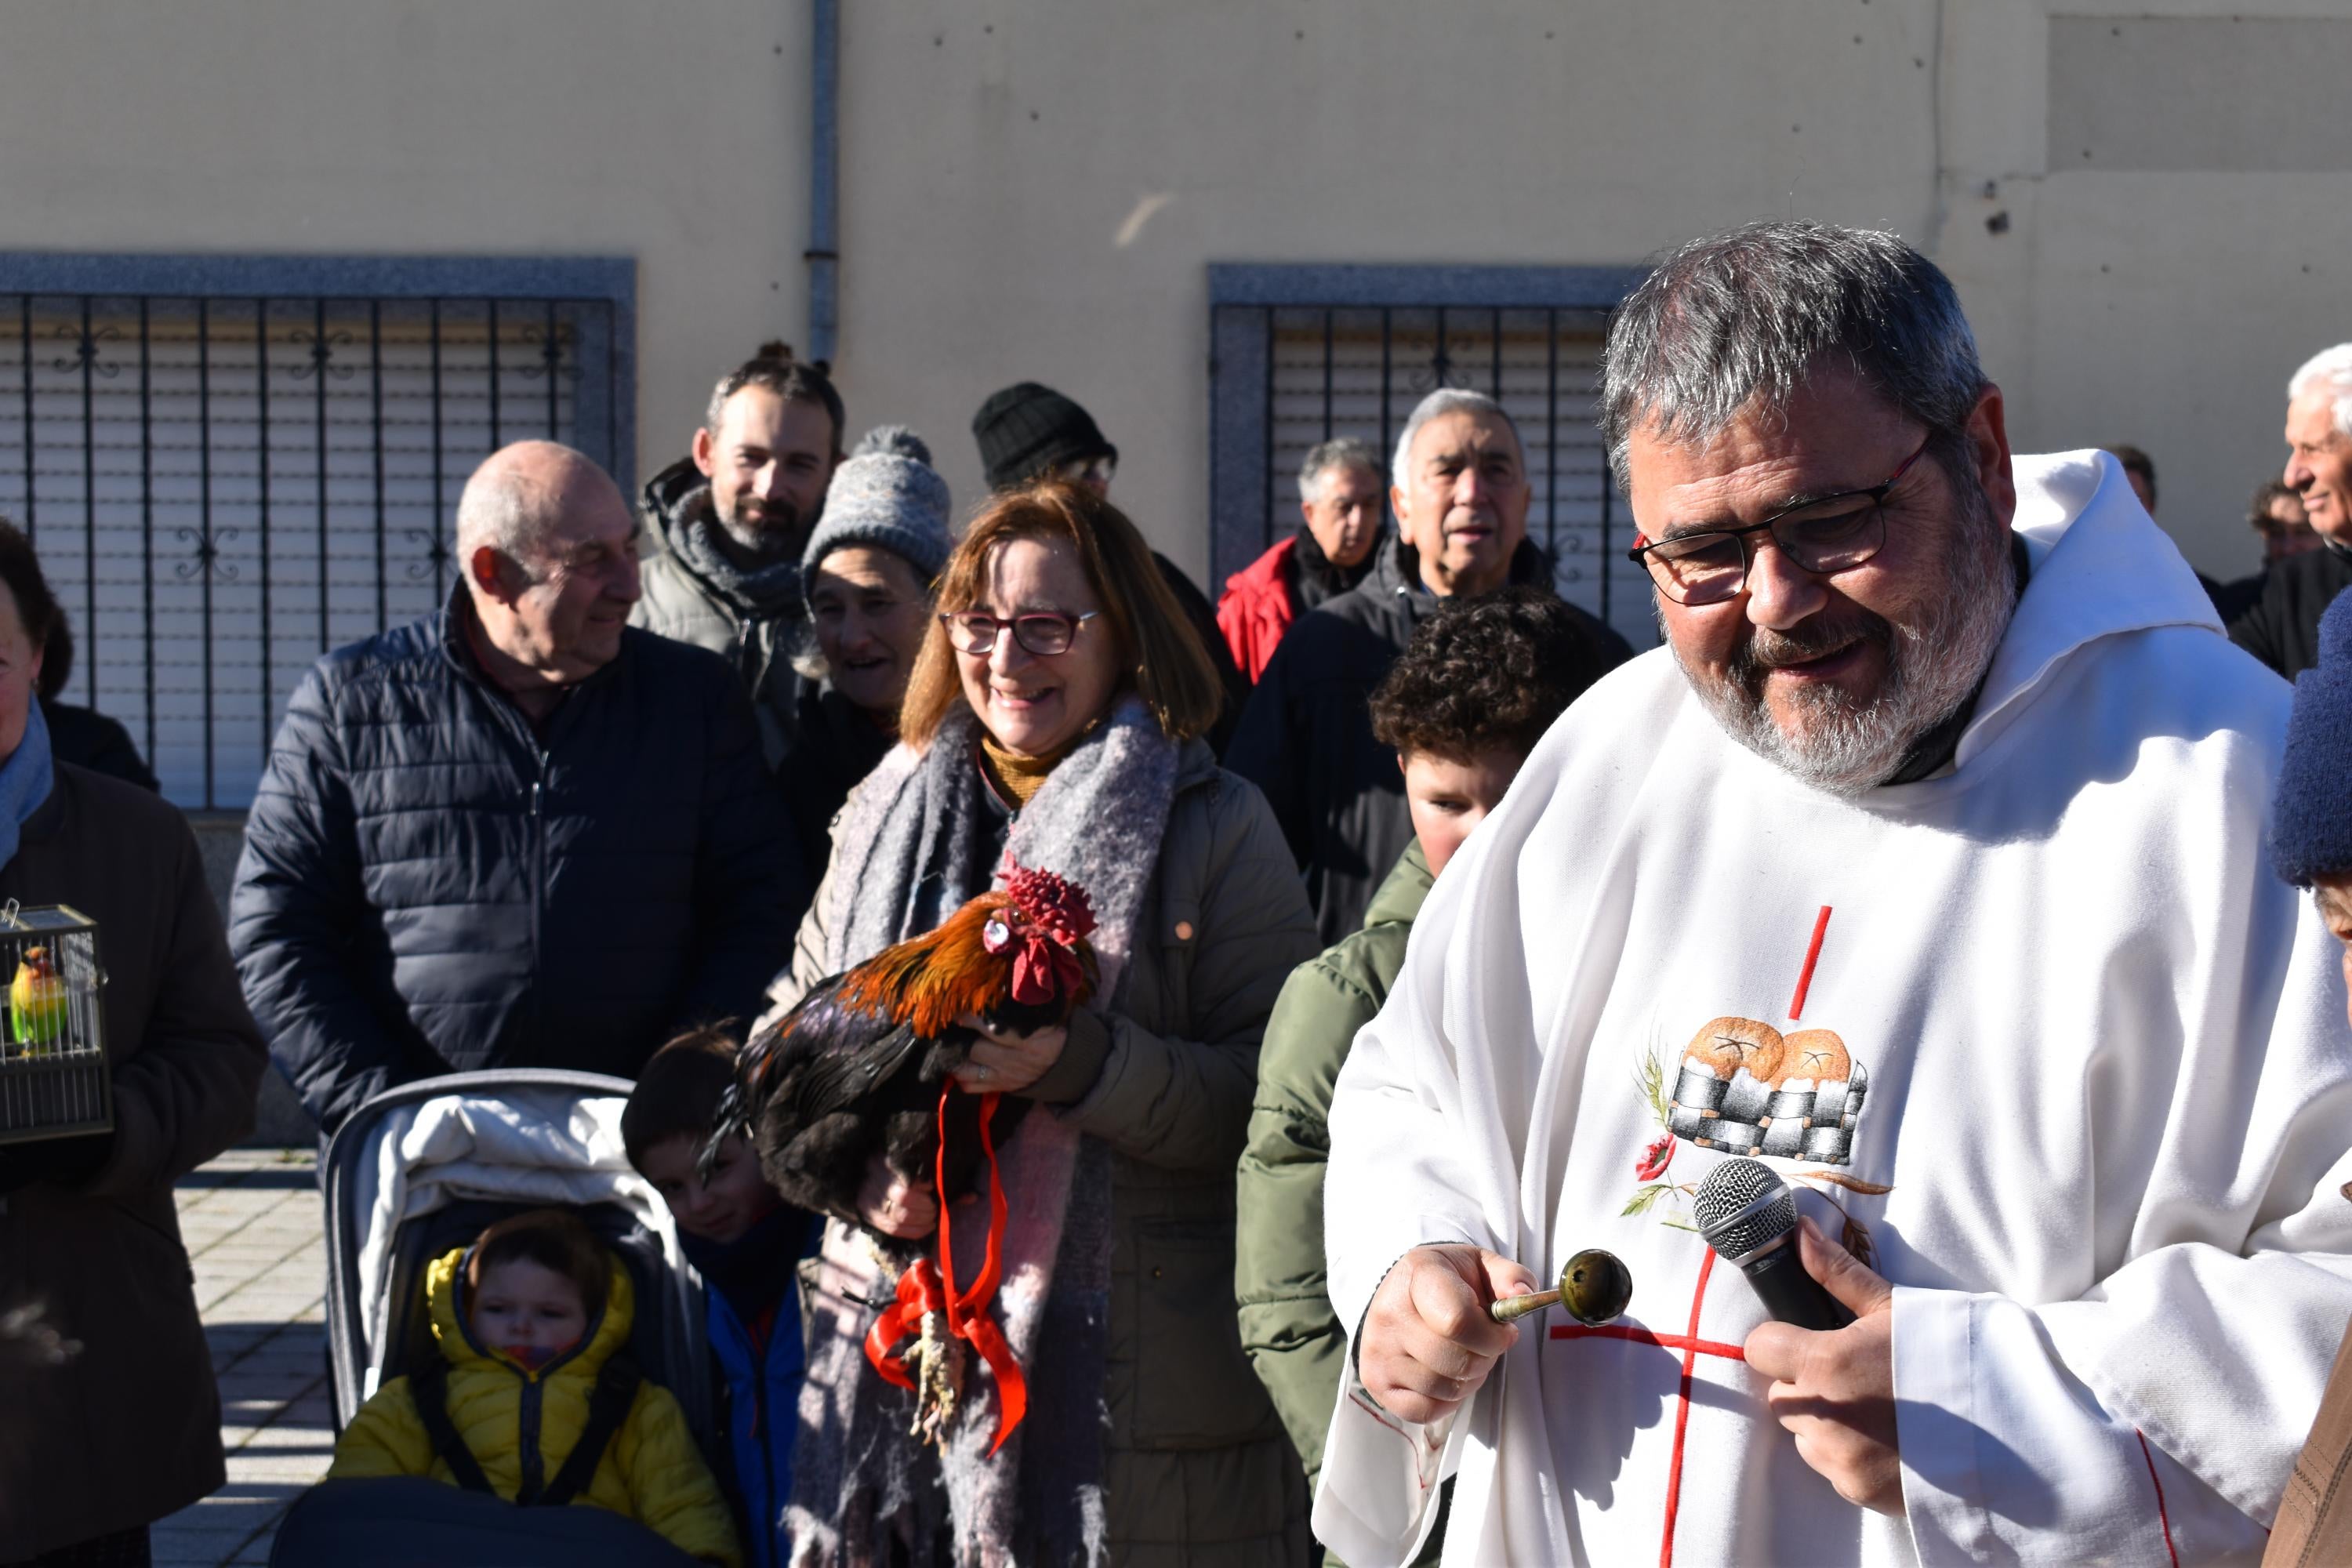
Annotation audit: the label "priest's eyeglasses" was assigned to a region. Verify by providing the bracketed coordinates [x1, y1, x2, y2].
[941, 610, 1101, 657]
[1627, 434, 1935, 607]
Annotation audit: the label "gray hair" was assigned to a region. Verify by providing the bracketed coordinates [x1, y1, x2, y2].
[1298, 437, 1382, 504]
[1600, 222, 1987, 482]
[2288, 344, 2352, 438]
[1391, 388, 1523, 492]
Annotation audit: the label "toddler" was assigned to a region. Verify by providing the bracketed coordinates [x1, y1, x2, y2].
[328, 1207, 740, 1566]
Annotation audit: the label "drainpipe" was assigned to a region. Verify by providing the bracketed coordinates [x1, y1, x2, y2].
[806, 0, 840, 368]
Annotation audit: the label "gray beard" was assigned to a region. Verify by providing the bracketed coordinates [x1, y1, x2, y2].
[1671, 481, 2017, 797]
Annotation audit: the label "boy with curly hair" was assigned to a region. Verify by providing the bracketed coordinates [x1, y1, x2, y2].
[1235, 587, 1622, 1556]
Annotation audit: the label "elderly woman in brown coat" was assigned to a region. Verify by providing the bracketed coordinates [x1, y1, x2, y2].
[0, 520, 267, 1565]
[766, 482, 1319, 1567]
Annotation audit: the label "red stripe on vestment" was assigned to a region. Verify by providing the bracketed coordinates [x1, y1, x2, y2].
[1550, 1322, 1747, 1362]
[2136, 1428, 2180, 1567]
[1657, 1249, 1719, 1568]
[1788, 905, 1833, 1020]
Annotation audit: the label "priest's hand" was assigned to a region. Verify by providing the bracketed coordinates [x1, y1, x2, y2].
[1744, 1215, 1903, 1515]
[1358, 1243, 1539, 1425]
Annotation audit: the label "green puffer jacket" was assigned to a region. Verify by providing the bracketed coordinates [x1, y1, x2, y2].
[1235, 842, 1432, 1505]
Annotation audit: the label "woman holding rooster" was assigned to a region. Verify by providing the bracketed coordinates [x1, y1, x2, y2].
[760, 480, 1318, 1566]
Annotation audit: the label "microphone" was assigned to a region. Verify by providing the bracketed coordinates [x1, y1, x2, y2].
[1693, 1157, 1854, 1332]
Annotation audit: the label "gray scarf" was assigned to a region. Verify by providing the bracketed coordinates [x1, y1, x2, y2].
[787, 697, 1179, 1568]
[667, 483, 808, 622]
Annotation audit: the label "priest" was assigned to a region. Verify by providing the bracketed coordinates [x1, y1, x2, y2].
[1317, 221, 2352, 1568]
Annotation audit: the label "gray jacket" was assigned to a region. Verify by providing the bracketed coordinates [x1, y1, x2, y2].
[632, 458, 807, 768]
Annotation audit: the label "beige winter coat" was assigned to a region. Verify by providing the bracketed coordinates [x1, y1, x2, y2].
[770, 738, 1320, 1566]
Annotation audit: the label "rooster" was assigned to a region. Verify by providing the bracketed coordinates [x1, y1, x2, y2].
[704, 862, 1098, 1448]
[704, 861, 1099, 1243]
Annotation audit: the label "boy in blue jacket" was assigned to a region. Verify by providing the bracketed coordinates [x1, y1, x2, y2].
[624, 1030, 819, 1568]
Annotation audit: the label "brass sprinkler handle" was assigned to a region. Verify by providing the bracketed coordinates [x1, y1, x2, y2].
[1488, 1249, 1633, 1327]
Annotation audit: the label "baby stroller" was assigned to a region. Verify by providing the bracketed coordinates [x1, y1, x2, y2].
[271, 1069, 715, 1566]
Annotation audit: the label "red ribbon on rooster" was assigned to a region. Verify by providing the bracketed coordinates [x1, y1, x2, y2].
[862, 1084, 1028, 1454]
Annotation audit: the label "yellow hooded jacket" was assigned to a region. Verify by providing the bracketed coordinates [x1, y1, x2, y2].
[328, 1246, 742, 1566]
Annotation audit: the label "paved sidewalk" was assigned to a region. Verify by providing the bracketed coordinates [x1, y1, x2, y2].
[154, 1149, 331, 1568]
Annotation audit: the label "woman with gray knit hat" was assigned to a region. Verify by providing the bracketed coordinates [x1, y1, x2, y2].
[778, 425, 955, 880]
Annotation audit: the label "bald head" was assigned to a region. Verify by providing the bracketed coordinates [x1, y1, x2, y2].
[457, 441, 627, 566]
[457, 441, 643, 691]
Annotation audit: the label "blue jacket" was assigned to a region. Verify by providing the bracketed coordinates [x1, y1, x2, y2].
[697, 1210, 819, 1568]
[230, 590, 808, 1131]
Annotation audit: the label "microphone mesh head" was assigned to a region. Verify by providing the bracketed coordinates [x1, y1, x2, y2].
[1694, 1157, 1796, 1261]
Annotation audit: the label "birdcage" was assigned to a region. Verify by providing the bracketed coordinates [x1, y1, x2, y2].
[0, 902, 107, 1147]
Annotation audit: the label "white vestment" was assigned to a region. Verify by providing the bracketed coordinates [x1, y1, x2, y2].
[1316, 452, 2352, 1568]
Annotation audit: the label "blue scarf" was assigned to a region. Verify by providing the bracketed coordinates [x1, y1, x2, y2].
[0, 702, 55, 869]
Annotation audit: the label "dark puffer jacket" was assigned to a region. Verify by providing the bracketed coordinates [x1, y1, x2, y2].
[230, 590, 806, 1132]
[1228, 535, 1631, 944]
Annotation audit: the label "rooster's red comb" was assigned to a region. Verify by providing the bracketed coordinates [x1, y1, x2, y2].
[1000, 861, 1097, 944]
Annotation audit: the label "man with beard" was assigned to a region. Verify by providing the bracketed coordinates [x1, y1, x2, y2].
[1316, 223, 2352, 1567]
[1230, 389, 1631, 944]
[635, 344, 845, 764]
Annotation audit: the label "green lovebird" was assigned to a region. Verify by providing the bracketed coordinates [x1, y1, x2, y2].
[10, 946, 67, 1050]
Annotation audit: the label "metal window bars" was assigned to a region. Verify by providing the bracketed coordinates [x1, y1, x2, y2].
[1251, 304, 1635, 642]
[0, 293, 621, 810]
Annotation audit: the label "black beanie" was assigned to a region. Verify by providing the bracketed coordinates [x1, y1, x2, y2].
[972, 382, 1118, 492]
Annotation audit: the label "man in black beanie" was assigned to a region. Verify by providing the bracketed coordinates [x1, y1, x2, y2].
[973, 382, 1248, 748]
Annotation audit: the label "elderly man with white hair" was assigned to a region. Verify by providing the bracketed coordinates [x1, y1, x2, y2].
[230, 441, 804, 1133]
[2232, 343, 2352, 677]
[1317, 223, 2352, 1567]
[1229, 393, 1631, 944]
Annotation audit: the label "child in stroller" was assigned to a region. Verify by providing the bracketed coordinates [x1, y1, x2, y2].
[275, 1069, 736, 1567]
[327, 1207, 739, 1564]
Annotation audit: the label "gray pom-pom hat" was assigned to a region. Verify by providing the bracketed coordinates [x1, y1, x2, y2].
[801, 424, 953, 586]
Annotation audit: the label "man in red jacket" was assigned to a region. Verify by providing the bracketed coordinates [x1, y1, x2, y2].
[1217, 437, 1385, 681]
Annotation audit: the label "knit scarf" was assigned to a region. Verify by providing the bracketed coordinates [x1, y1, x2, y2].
[668, 484, 808, 623]
[0, 702, 55, 869]
[786, 695, 1178, 1568]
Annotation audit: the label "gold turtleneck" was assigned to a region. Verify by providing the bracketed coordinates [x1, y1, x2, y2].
[977, 730, 1083, 809]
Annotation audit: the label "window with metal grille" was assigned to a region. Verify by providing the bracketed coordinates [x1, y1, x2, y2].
[0, 255, 634, 811]
[1207, 265, 1653, 652]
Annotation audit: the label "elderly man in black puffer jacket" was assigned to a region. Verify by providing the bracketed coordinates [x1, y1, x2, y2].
[230, 441, 806, 1134]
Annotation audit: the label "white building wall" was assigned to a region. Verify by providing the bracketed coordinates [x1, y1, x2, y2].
[0, 0, 2343, 724]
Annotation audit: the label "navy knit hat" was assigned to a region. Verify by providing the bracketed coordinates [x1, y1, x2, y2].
[2271, 587, 2352, 885]
[971, 382, 1116, 492]
[801, 426, 953, 587]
